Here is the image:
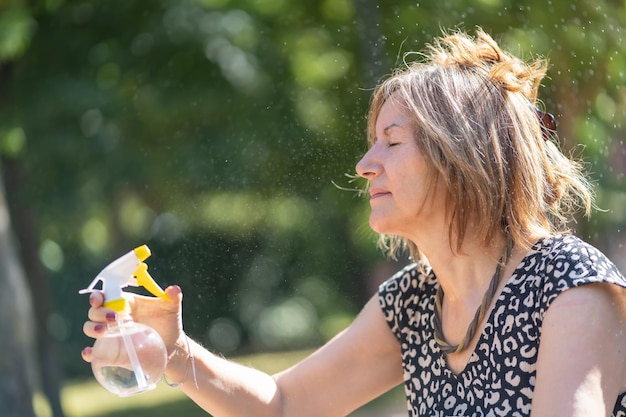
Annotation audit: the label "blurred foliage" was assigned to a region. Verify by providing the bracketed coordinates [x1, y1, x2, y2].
[2, 0, 626, 381]
[56, 349, 404, 417]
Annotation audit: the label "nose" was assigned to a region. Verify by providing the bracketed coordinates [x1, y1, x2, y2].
[355, 145, 381, 179]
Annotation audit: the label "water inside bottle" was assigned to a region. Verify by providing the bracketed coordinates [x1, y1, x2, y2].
[97, 365, 157, 396]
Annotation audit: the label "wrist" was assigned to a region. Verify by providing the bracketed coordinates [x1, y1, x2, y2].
[164, 333, 198, 388]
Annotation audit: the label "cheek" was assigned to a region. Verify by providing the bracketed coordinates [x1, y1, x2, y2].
[399, 173, 440, 214]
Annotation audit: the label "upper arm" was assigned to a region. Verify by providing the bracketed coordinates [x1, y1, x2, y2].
[273, 295, 403, 417]
[531, 283, 626, 417]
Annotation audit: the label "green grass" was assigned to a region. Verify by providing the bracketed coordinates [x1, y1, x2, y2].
[45, 349, 404, 417]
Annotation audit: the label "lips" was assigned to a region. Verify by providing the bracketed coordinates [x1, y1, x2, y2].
[369, 188, 391, 199]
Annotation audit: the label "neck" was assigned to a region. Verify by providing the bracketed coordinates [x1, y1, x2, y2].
[430, 235, 514, 354]
[416, 232, 509, 303]
[404, 214, 505, 282]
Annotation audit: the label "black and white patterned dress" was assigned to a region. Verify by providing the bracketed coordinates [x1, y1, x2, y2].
[379, 234, 626, 417]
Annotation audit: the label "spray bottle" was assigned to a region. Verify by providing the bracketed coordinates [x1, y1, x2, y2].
[79, 245, 169, 397]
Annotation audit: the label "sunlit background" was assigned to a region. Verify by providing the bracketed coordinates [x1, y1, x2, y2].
[2, 0, 626, 416]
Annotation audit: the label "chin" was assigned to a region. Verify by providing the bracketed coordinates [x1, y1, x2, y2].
[369, 216, 397, 235]
[369, 212, 418, 238]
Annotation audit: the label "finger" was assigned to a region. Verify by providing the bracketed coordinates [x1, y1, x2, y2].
[165, 285, 183, 305]
[83, 321, 108, 338]
[133, 285, 182, 305]
[89, 291, 104, 308]
[81, 346, 93, 363]
[87, 305, 117, 322]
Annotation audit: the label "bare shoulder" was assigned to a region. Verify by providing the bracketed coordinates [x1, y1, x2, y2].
[545, 281, 626, 340]
[542, 282, 626, 389]
[547, 281, 626, 316]
[530, 282, 626, 416]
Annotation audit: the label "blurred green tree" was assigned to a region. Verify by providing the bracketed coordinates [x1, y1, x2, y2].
[0, 1, 58, 416]
[0, 161, 38, 416]
[2, 0, 626, 414]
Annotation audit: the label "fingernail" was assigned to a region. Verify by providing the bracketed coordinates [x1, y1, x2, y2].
[169, 285, 181, 296]
[94, 324, 105, 333]
[82, 346, 92, 356]
[106, 312, 117, 322]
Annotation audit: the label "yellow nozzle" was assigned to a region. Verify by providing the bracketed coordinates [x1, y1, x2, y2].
[134, 245, 151, 262]
[135, 264, 169, 301]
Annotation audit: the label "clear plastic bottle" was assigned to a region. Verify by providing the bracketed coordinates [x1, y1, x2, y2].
[90, 314, 167, 396]
[80, 245, 171, 397]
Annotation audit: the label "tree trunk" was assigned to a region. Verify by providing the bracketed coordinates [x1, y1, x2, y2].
[0, 161, 37, 417]
[3, 157, 66, 417]
[0, 53, 66, 416]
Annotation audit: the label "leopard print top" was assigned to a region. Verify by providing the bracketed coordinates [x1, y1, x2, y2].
[379, 234, 626, 417]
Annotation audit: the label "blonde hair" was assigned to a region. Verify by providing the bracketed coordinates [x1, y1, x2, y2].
[367, 28, 593, 261]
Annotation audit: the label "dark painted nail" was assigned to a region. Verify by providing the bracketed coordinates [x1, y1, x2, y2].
[106, 312, 117, 322]
[94, 324, 105, 333]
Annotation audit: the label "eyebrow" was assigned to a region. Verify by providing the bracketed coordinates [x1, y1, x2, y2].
[383, 123, 403, 136]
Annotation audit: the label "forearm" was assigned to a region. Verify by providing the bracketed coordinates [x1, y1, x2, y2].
[165, 337, 282, 417]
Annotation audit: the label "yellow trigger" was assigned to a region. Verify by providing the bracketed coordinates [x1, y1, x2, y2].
[135, 263, 169, 301]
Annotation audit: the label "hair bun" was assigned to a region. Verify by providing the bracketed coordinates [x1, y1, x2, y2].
[427, 29, 548, 101]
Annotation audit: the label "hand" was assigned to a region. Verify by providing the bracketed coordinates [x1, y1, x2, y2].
[81, 285, 185, 363]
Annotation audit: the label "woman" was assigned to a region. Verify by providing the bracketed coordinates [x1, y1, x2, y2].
[83, 29, 626, 416]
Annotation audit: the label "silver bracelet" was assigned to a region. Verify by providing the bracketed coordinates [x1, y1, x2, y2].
[163, 333, 199, 389]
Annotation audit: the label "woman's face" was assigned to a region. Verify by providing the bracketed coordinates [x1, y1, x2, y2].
[356, 97, 448, 239]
